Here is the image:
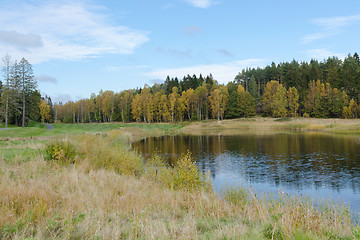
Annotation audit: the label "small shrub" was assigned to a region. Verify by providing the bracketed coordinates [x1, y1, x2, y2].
[221, 186, 249, 206]
[163, 152, 211, 191]
[45, 140, 76, 165]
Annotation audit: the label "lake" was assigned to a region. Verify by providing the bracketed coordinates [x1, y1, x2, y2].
[133, 132, 360, 213]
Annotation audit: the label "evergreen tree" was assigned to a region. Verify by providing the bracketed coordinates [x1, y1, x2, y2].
[248, 75, 259, 100]
[237, 85, 255, 117]
[225, 81, 240, 118]
[18, 58, 37, 127]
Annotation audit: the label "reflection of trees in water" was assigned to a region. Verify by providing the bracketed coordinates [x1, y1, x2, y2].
[133, 134, 360, 192]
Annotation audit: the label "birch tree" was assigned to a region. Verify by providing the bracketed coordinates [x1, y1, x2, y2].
[1, 54, 11, 128]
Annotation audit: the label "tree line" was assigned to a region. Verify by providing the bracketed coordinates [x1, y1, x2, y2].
[0, 54, 44, 127]
[1, 53, 360, 125]
[50, 53, 360, 124]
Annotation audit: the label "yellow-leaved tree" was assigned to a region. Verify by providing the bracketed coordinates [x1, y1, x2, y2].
[263, 80, 288, 118]
[287, 87, 299, 117]
[39, 99, 51, 123]
[209, 85, 229, 120]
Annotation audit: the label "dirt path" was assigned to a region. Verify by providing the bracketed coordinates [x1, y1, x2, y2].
[0, 127, 8, 131]
[42, 123, 54, 130]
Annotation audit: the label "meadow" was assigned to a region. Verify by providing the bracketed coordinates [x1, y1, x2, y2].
[1, 118, 360, 239]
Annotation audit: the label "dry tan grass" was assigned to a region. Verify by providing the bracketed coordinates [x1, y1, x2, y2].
[0, 157, 241, 239]
[182, 117, 360, 135]
[0, 133, 358, 239]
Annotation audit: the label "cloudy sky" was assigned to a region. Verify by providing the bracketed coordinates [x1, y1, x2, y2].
[1, 0, 360, 102]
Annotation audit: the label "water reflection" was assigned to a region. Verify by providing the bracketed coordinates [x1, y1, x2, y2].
[133, 132, 360, 210]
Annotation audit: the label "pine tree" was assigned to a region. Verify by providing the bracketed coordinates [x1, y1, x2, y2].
[248, 75, 259, 100]
[237, 85, 255, 117]
[18, 58, 37, 127]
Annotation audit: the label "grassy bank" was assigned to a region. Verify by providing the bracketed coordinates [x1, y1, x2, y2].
[1, 117, 360, 140]
[1, 130, 359, 239]
[0, 121, 184, 139]
[181, 117, 360, 135]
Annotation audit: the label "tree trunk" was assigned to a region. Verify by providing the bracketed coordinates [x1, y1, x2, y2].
[81, 103, 84, 123]
[5, 93, 8, 128]
[121, 109, 124, 123]
[22, 67, 25, 127]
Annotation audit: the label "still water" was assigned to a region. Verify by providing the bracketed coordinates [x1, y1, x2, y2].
[133, 132, 360, 212]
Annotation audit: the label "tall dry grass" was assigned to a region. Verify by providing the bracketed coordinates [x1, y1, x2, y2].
[0, 131, 359, 239]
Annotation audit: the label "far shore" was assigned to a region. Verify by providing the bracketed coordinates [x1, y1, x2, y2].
[180, 117, 360, 135]
[1, 117, 360, 140]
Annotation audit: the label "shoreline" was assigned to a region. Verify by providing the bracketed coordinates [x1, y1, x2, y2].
[1, 119, 359, 239]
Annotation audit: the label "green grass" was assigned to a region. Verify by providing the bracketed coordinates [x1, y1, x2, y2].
[0, 122, 185, 162]
[0, 139, 47, 162]
[0, 122, 185, 138]
[1, 126, 359, 239]
[0, 149, 38, 163]
[27, 121, 47, 129]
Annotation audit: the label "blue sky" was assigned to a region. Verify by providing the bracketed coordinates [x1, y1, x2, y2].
[1, 0, 360, 103]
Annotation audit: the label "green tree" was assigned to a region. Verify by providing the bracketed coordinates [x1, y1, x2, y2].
[237, 85, 255, 117]
[225, 81, 240, 118]
[328, 88, 348, 117]
[18, 58, 37, 127]
[248, 75, 259, 100]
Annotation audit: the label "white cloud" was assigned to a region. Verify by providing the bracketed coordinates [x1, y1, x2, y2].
[185, 0, 213, 8]
[0, 1, 149, 63]
[51, 93, 73, 104]
[148, 79, 163, 85]
[313, 15, 360, 29]
[36, 74, 58, 83]
[0, 30, 43, 50]
[182, 25, 203, 36]
[217, 49, 233, 57]
[145, 59, 267, 84]
[156, 47, 193, 59]
[303, 14, 360, 43]
[305, 48, 345, 60]
[104, 65, 149, 72]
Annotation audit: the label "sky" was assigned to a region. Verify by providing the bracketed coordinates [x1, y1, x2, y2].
[0, 0, 360, 103]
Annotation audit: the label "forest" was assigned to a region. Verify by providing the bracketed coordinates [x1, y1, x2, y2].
[1, 53, 360, 125]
